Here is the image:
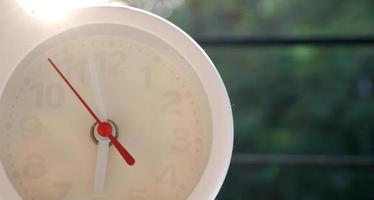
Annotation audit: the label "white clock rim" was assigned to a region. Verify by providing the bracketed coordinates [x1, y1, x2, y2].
[0, 5, 234, 200]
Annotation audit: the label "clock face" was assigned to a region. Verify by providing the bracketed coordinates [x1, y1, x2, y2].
[0, 24, 212, 200]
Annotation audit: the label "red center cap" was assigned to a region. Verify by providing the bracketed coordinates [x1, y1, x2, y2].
[97, 122, 113, 137]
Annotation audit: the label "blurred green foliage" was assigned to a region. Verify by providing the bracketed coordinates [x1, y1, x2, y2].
[169, 0, 374, 199]
[171, 0, 374, 37]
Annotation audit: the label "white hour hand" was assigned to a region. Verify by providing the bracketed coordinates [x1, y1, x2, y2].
[94, 139, 110, 193]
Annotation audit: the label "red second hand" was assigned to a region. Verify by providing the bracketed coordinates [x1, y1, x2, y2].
[48, 58, 101, 123]
[108, 134, 135, 165]
[48, 58, 135, 166]
[98, 122, 135, 165]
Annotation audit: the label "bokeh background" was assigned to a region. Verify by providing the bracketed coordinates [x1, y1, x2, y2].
[167, 1, 374, 199]
[107, 0, 374, 199]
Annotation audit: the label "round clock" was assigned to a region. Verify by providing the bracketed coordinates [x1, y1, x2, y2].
[0, 3, 233, 200]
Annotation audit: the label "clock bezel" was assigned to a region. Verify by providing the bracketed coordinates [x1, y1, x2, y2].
[0, 5, 233, 200]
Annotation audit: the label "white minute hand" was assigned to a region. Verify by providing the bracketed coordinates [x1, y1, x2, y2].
[88, 56, 109, 193]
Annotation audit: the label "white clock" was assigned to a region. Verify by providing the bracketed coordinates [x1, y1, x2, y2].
[0, 1, 233, 200]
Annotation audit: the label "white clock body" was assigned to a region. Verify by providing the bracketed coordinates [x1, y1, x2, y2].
[0, 1, 233, 200]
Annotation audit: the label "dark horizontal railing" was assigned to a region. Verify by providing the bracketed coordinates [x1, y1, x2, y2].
[232, 154, 374, 169]
[196, 36, 374, 47]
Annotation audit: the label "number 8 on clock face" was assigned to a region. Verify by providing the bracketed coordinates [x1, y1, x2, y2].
[0, 6, 233, 200]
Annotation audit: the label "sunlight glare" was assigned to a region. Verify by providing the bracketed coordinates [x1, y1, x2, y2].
[19, 0, 109, 20]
